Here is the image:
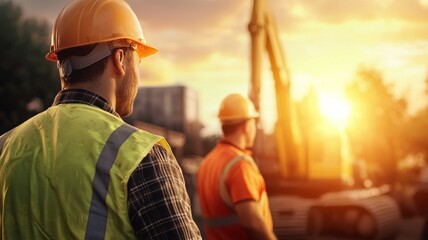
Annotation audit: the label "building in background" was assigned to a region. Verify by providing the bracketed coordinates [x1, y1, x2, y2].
[126, 84, 204, 159]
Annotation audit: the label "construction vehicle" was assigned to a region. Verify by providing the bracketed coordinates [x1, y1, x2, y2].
[247, 0, 402, 239]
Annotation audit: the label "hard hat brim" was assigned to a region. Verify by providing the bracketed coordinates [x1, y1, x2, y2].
[219, 113, 260, 123]
[46, 39, 158, 62]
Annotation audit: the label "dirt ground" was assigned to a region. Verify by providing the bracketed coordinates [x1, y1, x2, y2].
[314, 217, 424, 240]
[396, 216, 424, 240]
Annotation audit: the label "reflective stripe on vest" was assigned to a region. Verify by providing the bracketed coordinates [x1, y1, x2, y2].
[203, 154, 265, 228]
[85, 124, 137, 240]
[203, 214, 239, 228]
[219, 155, 251, 209]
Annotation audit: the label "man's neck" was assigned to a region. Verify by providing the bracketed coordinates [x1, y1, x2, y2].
[63, 76, 116, 110]
[221, 136, 246, 151]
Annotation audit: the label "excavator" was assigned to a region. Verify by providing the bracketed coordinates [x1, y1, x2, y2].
[247, 0, 402, 239]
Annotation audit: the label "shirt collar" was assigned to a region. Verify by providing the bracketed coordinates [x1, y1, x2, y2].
[52, 89, 120, 118]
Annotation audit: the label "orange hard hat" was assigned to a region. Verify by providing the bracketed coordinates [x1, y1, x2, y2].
[218, 93, 259, 123]
[46, 0, 158, 62]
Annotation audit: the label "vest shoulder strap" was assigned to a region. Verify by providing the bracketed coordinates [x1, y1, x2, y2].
[0, 129, 13, 154]
[202, 155, 254, 228]
[219, 154, 254, 209]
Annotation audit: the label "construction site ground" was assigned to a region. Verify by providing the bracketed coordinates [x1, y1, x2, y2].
[396, 216, 423, 240]
[317, 216, 424, 240]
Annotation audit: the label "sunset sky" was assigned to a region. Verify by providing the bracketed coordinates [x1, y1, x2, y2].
[13, 0, 428, 135]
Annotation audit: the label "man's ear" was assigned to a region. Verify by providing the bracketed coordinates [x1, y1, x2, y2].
[112, 49, 126, 76]
[241, 120, 249, 134]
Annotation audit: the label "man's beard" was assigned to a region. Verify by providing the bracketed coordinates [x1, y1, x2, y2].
[116, 59, 138, 117]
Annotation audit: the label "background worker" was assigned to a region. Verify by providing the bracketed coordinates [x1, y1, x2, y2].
[197, 93, 277, 240]
[0, 0, 201, 239]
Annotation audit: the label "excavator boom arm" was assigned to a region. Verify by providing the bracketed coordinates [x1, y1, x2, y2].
[248, 0, 301, 177]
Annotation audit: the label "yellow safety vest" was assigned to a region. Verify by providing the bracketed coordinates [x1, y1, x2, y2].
[0, 104, 171, 239]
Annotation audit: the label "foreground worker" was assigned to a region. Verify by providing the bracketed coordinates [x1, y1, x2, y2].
[197, 93, 277, 240]
[0, 0, 201, 239]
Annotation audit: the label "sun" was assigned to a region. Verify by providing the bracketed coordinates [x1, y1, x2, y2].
[318, 92, 351, 125]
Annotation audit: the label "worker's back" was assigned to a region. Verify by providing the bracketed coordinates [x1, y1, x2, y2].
[0, 104, 161, 239]
[197, 142, 271, 240]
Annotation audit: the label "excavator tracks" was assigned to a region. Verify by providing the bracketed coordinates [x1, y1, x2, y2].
[269, 188, 401, 240]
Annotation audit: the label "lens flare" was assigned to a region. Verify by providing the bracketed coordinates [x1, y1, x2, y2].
[319, 92, 351, 124]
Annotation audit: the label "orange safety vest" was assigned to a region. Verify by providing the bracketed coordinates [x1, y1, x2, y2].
[197, 142, 273, 240]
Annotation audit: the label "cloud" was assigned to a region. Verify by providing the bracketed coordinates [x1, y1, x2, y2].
[271, 0, 428, 28]
[135, 1, 252, 68]
[13, 0, 67, 22]
[420, 0, 428, 7]
[138, 56, 177, 85]
[129, 0, 245, 31]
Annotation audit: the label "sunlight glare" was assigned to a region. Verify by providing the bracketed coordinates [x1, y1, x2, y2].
[420, 0, 428, 7]
[319, 92, 351, 124]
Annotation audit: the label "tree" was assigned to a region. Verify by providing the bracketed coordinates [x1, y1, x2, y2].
[405, 108, 428, 158]
[345, 67, 407, 185]
[405, 74, 428, 160]
[0, 1, 59, 134]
